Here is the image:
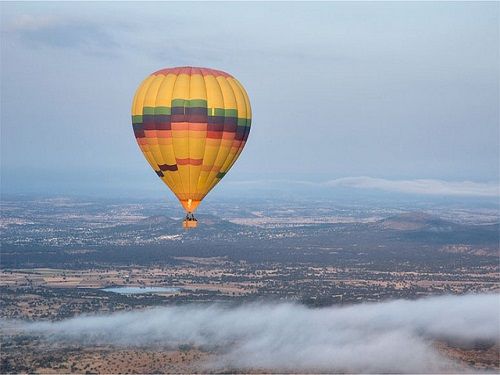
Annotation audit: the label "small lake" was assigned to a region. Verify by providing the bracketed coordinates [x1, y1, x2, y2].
[101, 286, 181, 295]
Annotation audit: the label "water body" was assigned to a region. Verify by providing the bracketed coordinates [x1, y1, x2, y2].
[101, 286, 181, 295]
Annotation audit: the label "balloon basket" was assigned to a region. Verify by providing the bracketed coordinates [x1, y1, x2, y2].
[183, 220, 198, 229]
[182, 213, 198, 229]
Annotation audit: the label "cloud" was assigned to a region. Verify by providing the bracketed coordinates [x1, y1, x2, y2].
[227, 177, 500, 197]
[7, 14, 57, 31]
[5, 14, 118, 53]
[324, 177, 500, 197]
[5, 293, 499, 373]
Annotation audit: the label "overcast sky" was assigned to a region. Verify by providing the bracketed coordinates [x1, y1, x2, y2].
[1, 2, 498, 196]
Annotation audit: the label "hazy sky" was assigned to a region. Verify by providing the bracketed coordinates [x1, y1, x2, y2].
[1, 2, 498, 196]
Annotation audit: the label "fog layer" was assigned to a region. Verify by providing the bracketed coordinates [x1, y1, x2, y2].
[7, 293, 499, 373]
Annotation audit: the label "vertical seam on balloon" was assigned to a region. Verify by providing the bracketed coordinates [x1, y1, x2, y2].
[223, 78, 249, 175]
[187, 67, 192, 201]
[196, 73, 223, 194]
[155, 73, 183, 200]
[210, 76, 239, 188]
[204, 73, 227, 193]
[171, 72, 188, 200]
[192, 68, 208, 201]
[136, 76, 159, 176]
[230, 78, 252, 166]
[153, 74, 177, 191]
[144, 76, 168, 180]
[234, 78, 252, 157]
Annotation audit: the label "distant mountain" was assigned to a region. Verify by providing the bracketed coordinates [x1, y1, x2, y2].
[194, 214, 249, 232]
[374, 212, 499, 245]
[376, 212, 458, 231]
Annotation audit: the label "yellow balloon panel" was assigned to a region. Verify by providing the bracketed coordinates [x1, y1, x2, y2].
[131, 67, 252, 213]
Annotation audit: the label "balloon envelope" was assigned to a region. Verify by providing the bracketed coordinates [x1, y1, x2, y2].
[131, 67, 252, 213]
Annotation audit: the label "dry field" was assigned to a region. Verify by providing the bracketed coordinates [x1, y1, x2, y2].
[2, 339, 498, 374]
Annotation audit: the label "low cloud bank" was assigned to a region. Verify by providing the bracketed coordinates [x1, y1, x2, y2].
[228, 177, 499, 197]
[324, 177, 499, 197]
[5, 294, 499, 373]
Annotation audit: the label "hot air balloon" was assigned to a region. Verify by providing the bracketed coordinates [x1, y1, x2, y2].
[131, 67, 251, 228]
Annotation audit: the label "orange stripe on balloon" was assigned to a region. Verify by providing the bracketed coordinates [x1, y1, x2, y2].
[188, 131, 207, 139]
[152, 66, 231, 78]
[156, 130, 173, 138]
[189, 123, 207, 131]
[207, 131, 223, 139]
[172, 123, 207, 132]
[144, 130, 158, 138]
[176, 158, 203, 166]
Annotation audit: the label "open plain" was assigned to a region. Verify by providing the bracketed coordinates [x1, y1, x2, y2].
[1, 196, 499, 373]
